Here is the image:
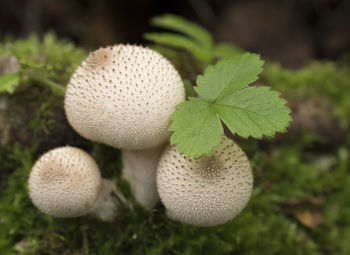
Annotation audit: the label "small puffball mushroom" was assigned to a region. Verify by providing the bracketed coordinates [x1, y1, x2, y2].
[157, 136, 253, 227]
[64, 45, 185, 209]
[28, 146, 120, 221]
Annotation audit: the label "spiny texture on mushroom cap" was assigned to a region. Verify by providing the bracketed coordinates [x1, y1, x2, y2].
[28, 146, 101, 218]
[64, 45, 185, 150]
[157, 137, 253, 227]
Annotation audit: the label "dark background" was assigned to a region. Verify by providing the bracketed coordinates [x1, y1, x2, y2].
[0, 0, 349, 67]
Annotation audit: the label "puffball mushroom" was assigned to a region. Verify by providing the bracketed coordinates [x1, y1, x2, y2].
[28, 146, 120, 221]
[157, 136, 253, 227]
[64, 44, 185, 209]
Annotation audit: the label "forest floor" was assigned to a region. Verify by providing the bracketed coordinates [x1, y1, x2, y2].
[0, 34, 349, 255]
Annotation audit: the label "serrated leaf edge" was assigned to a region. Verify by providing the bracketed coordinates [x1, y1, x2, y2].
[216, 86, 292, 139]
[195, 53, 264, 102]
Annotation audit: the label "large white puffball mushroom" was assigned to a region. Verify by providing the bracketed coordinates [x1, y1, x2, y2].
[157, 137, 253, 227]
[29, 147, 101, 218]
[64, 44, 185, 150]
[28, 146, 122, 221]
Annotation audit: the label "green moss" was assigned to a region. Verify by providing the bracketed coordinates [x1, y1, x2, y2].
[0, 33, 86, 84]
[0, 33, 87, 146]
[262, 61, 350, 127]
[1, 139, 349, 254]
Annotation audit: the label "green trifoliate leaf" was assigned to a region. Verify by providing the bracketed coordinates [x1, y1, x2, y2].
[195, 53, 264, 102]
[151, 14, 213, 49]
[214, 86, 292, 138]
[170, 86, 291, 158]
[169, 97, 223, 159]
[0, 72, 21, 93]
[170, 53, 291, 158]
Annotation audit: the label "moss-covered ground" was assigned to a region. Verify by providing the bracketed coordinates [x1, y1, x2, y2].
[0, 35, 349, 255]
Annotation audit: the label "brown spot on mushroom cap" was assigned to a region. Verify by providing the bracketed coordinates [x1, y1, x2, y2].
[85, 48, 114, 71]
[28, 146, 101, 218]
[64, 45, 185, 150]
[157, 136, 253, 227]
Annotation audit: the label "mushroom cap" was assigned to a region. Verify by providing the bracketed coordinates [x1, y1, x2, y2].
[28, 146, 101, 218]
[157, 137, 253, 226]
[64, 45, 185, 150]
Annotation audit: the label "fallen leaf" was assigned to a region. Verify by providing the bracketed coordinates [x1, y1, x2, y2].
[295, 210, 325, 229]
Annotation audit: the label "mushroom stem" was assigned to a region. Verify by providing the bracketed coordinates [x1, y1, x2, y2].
[88, 178, 126, 222]
[122, 143, 166, 209]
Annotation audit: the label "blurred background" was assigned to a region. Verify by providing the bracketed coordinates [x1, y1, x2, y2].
[1, 0, 350, 68]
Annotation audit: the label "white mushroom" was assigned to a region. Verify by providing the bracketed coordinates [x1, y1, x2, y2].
[28, 146, 121, 221]
[157, 136, 253, 227]
[64, 45, 185, 209]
